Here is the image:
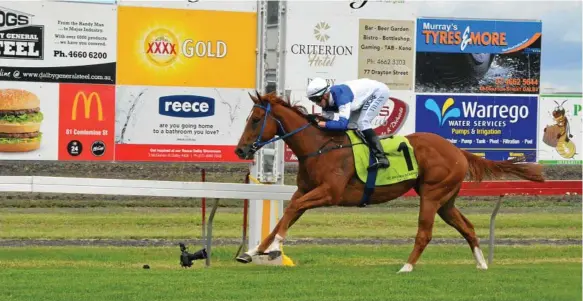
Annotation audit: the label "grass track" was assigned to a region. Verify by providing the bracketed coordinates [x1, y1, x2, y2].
[0, 245, 580, 301]
[1, 207, 580, 240]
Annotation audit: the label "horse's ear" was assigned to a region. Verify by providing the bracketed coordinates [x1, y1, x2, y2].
[248, 92, 259, 104]
[255, 90, 264, 104]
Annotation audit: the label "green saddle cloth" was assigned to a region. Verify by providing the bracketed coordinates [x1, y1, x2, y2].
[346, 130, 419, 186]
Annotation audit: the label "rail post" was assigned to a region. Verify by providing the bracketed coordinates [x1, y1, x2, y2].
[205, 197, 220, 268]
[488, 194, 505, 265]
[201, 169, 206, 239]
[235, 172, 251, 258]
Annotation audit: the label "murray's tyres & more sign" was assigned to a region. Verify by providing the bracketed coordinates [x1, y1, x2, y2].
[0, 2, 117, 84]
[415, 17, 542, 94]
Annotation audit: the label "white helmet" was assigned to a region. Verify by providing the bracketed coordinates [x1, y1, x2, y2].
[306, 77, 330, 100]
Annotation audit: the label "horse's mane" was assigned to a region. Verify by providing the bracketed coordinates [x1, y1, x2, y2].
[261, 91, 309, 118]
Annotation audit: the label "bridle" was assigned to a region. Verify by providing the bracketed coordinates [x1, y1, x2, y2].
[248, 101, 365, 159]
[249, 102, 310, 152]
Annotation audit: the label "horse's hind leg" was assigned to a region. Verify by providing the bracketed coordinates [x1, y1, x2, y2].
[398, 183, 461, 273]
[437, 196, 488, 270]
[398, 194, 441, 273]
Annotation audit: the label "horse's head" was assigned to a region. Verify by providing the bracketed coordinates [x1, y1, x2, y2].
[235, 91, 283, 160]
[235, 91, 312, 160]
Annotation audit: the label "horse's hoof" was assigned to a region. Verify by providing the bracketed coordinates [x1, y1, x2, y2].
[268, 250, 282, 261]
[397, 263, 413, 273]
[236, 253, 253, 264]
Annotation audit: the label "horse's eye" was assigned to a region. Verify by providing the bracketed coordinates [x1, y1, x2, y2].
[252, 117, 261, 123]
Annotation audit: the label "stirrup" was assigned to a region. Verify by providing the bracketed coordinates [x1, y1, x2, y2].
[368, 157, 389, 170]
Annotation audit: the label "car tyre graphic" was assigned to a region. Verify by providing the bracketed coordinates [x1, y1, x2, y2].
[416, 52, 495, 87]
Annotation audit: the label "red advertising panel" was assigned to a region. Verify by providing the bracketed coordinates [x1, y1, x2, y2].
[58, 84, 115, 161]
[114, 144, 242, 162]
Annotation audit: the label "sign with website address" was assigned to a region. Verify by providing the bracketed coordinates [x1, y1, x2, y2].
[0, 2, 116, 84]
[415, 94, 538, 161]
[114, 85, 253, 163]
[415, 17, 542, 95]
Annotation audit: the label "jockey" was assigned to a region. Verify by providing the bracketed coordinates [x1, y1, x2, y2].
[306, 77, 390, 170]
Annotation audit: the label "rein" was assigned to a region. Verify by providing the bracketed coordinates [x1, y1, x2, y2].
[251, 102, 364, 158]
[250, 102, 310, 151]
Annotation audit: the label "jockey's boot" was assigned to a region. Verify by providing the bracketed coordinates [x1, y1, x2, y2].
[362, 129, 390, 170]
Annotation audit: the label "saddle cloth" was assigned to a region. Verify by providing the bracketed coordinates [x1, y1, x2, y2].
[346, 130, 419, 186]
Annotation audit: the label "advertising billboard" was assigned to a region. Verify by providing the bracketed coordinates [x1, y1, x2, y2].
[538, 94, 582, 165]
[283, 1, 416, 163]
[0, 81, 59, 160]
[58, 84, 115, 161]
[415, 94, 538, 161]
[283, 0, 416, 96]
[116, 0, 256, 12]
[415, 17, 542, 94]
[116, 5, 257, 88]
[358, 19, 415, 91]
[0, 2, 117, 84]
[284, 17, 358, 94]
[114, 86, 253, 162]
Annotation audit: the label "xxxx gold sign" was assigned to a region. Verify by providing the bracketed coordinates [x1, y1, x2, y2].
[71, 91, 103, 121]
[117, 6, 257, 88]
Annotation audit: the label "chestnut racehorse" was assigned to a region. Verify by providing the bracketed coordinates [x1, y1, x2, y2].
[234, 91, 544, 273]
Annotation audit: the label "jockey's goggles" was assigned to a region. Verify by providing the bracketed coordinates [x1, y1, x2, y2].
[308, 95, 323, 103]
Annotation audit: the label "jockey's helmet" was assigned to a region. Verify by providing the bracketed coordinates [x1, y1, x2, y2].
[306, 77, 330, 103]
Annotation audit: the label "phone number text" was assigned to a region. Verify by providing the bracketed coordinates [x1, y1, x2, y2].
[54, 50, 108, 59]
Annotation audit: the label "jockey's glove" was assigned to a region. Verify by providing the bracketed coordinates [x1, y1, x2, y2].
[306, 114, 320, 124]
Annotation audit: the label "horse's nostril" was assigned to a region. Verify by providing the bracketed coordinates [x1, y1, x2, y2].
[235, 148, 244, 156]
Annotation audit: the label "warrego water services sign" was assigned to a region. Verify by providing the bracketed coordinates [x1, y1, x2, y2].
[117, 5, 256, 88]
[415, 94, 538, 161]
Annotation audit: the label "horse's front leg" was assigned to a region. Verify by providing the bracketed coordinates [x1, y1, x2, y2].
[236, 185, 332, 263]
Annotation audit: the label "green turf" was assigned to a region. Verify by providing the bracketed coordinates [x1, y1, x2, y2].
[0, 245, 580, 301]
[1, 207, 580, 240]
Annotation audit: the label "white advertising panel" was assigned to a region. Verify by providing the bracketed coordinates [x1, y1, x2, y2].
[538, 95, 582, 165]
[283, 0, 416, 162]
[114, 86, 253, 162]
[284, 0, 416, 93]
[284, 16, 358, 92]
[0, 81, 59, 160]
[116, 0, 257, 12]
[0, 1, 117, 84]
[286, 0, 414, 18]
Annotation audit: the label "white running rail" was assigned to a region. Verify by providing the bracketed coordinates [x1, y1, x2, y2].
[0, 176, 297, 200]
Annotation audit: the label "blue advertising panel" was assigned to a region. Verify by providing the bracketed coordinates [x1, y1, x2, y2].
[415, 94, 538, 161]
[415, 17, 542, 95]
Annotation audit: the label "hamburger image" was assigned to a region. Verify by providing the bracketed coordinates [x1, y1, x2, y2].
[0, 89, 43, 152]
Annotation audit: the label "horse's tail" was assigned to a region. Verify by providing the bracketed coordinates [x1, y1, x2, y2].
[461, 150, 545, 183]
